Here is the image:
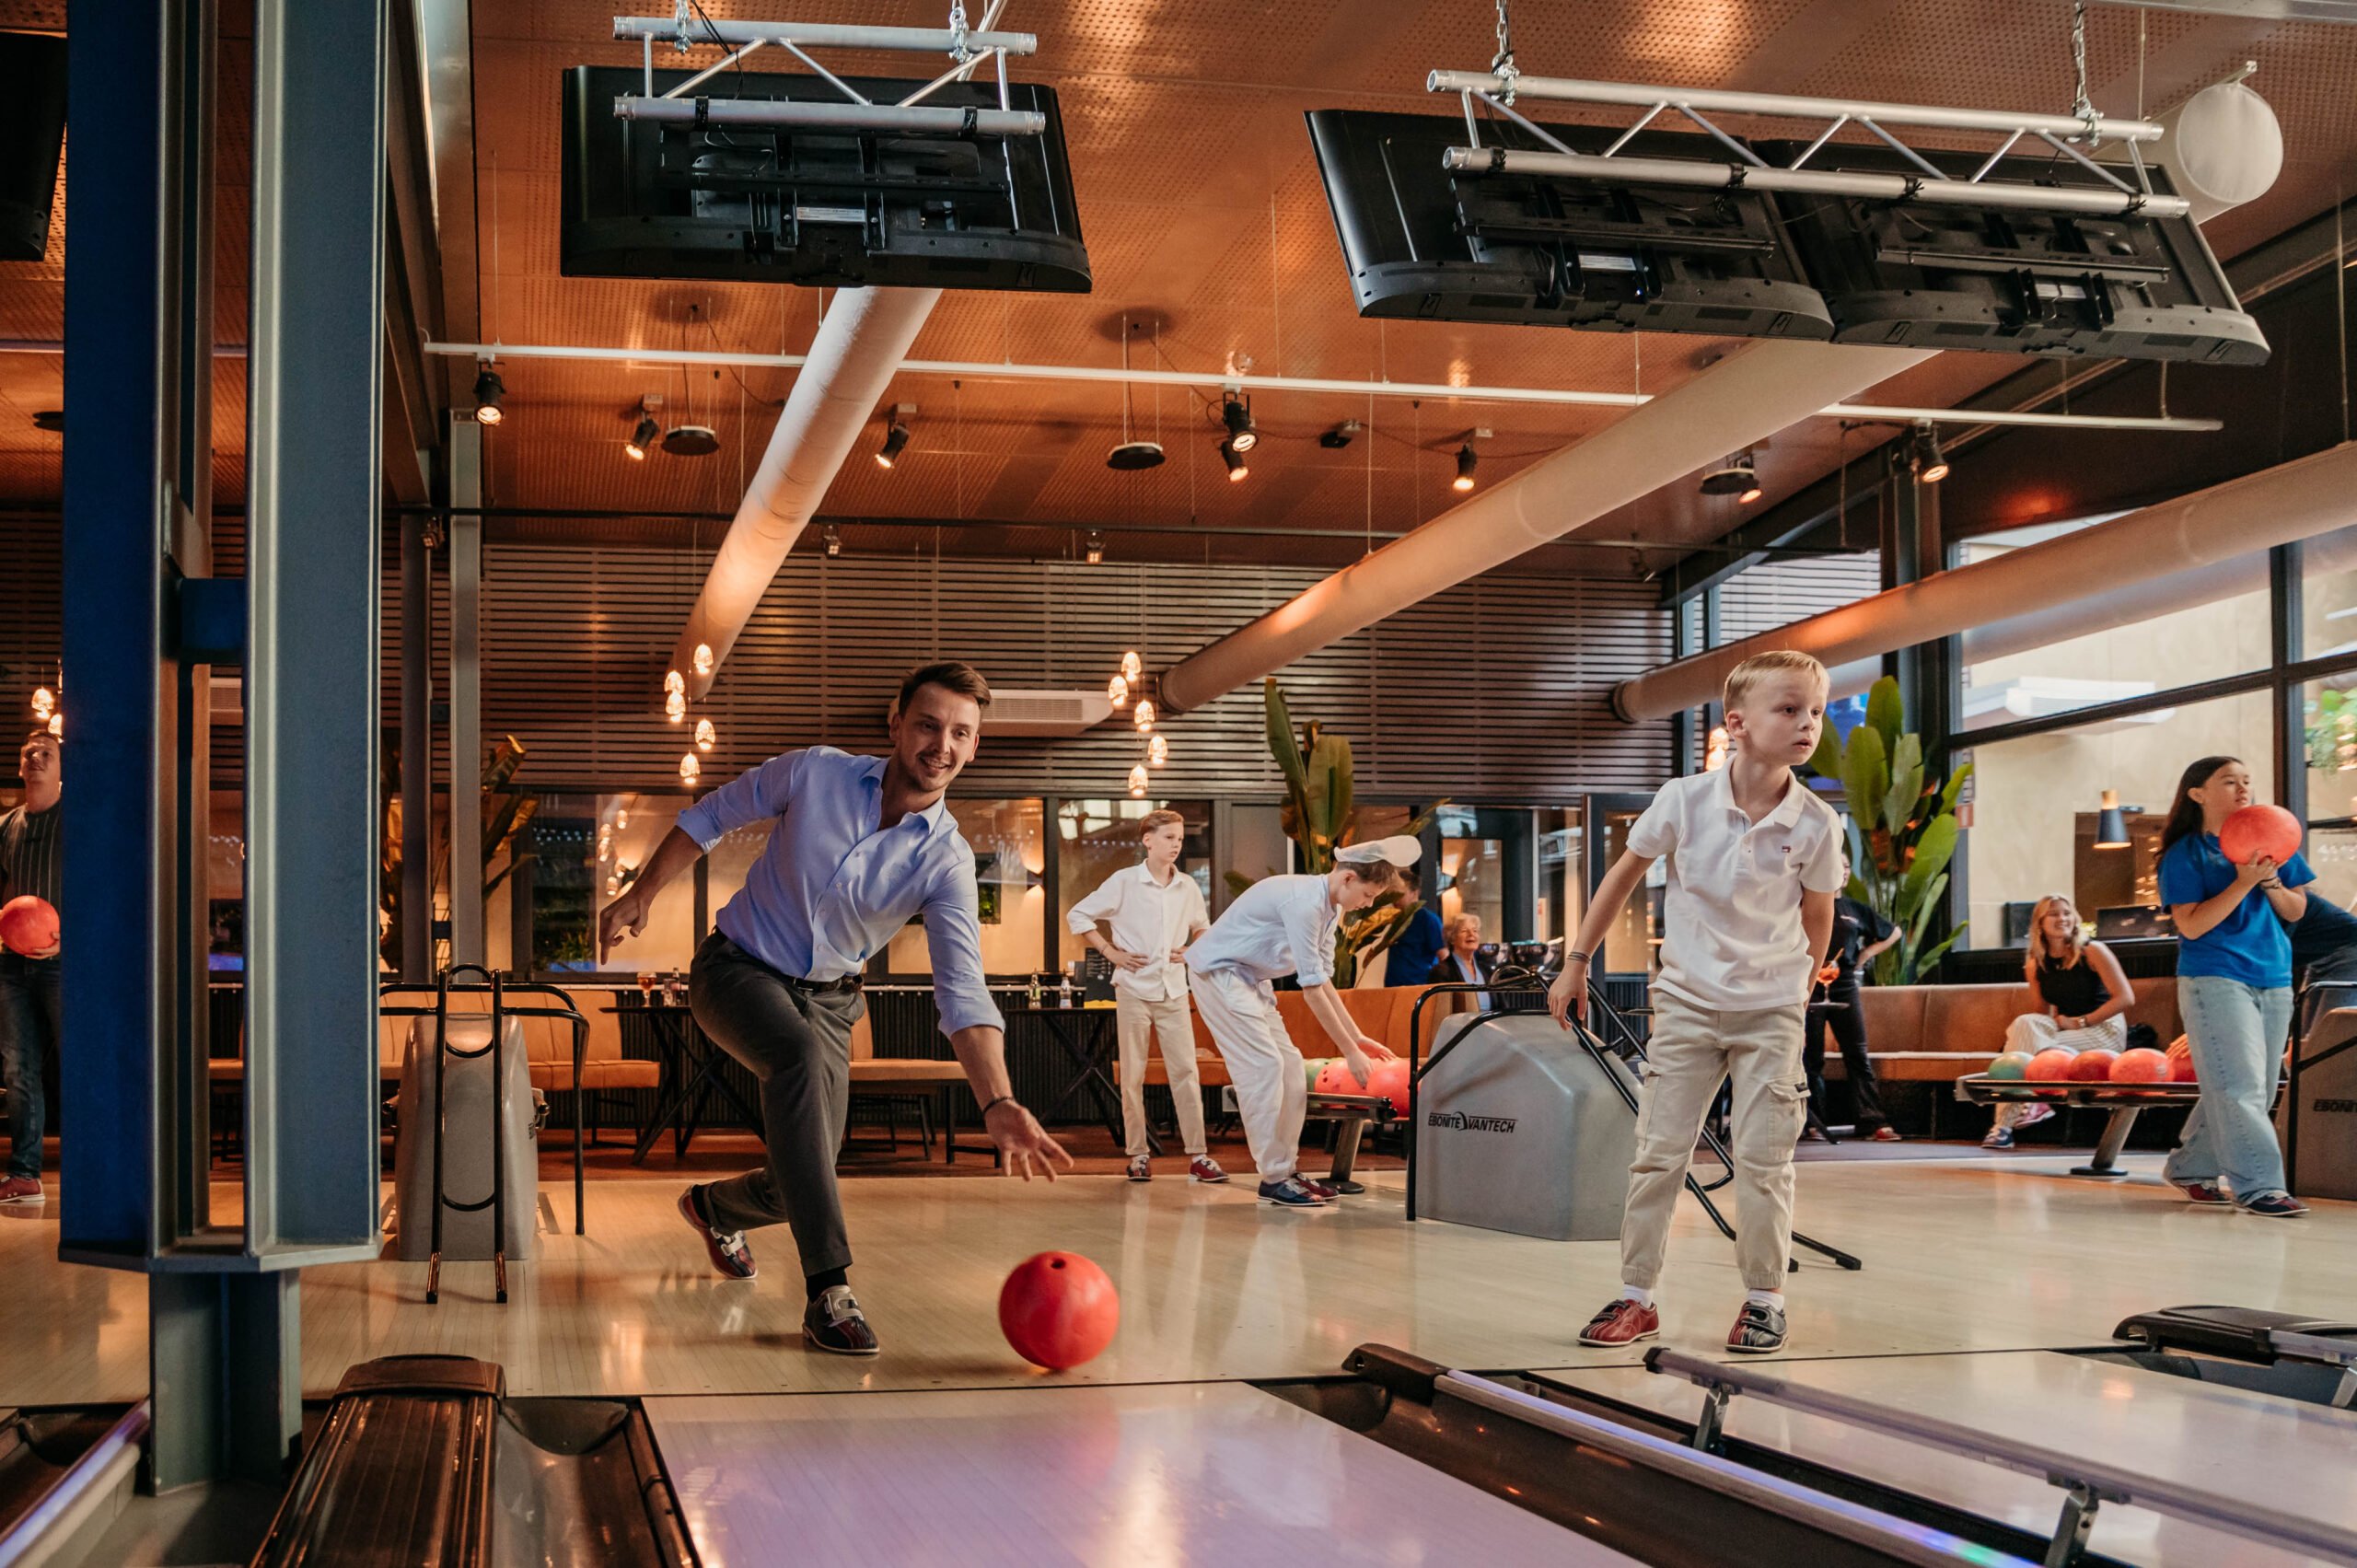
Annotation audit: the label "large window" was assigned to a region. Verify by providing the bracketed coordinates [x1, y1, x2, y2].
[884, 797, 1048, 979]
[1959, 690, 2275, 947]
[2304, 523, 2357, 663]
[1959, 519, 2271, 734]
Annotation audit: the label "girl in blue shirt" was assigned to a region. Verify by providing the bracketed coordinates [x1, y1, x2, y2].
[2155, 756, 2310, 1218]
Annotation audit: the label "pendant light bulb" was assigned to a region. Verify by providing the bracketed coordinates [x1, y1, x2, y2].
[1127, 762, 1149, 798]
[1133, 699, 1155, 732]
[614, 807, 628, 830]
[679, 751, 702, 784]
[1120, 650, 1144, 683]
[694, 717, 716, 752]
[1108, 673, 1129, 709]
[692, 643, 714, 677]
[29, 687, 52, 717]
[1148, 734, 1168, 767]
[665, 689, 686, 722]
[664, 668, 686, 696]
[45, 712, 60, 738]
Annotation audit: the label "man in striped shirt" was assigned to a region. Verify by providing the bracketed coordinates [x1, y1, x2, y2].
[0, 729, 61, 1204]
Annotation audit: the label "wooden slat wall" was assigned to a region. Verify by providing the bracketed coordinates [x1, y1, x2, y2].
[449, 544, 1674, 798]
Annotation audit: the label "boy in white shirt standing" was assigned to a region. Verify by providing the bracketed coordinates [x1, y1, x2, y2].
[1067, 809, 1225, 1184]
[1550, 651, 1841, 1354]
[1186, 837, 1419, 1207]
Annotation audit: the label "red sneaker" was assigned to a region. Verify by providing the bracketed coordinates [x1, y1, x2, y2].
[1578, 1297, 1661, 1347]
[2168, 1178, 2230, 1206]
[0, 1176, 43, 1205]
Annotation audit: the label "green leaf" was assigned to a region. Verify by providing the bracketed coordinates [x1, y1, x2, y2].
[1910, 926, 1967, 983]
[1865, 677, 1904, 758]
[1841, 726, 1889, 855]
[1805, 723, 1842, 780]
[1901, 813, 1959, 910]
[1882, 759, 1923, 842]
[1223, 870, 1259, 898]
[1937, 761, 1973, 818]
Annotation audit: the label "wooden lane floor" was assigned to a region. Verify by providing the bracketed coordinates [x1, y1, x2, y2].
[5, 1154, 2354, 1404]
[1535, 1353, 2357, 1567]
[645, 1382, 1642, 1566]
[286, 1153, 2357, 1399]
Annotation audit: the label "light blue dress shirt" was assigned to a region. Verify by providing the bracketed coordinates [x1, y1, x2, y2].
[675, 747, 1004, 1039]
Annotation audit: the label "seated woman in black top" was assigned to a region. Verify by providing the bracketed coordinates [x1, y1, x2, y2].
[1804, 855, 1902, 1142]
[1987, 892, 2134, 1147]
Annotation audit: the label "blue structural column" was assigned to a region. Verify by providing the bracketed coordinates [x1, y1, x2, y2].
[65, 0, 387, 1491]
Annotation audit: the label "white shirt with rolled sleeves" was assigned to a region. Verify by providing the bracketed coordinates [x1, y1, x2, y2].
[1184, 872, 1340, 990]
[1626, 767, 1847, 1012]
[1065, 863, 1209, 1003]
[672, 746, 1003, 1040]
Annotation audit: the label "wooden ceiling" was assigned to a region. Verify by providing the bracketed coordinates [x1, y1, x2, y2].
[6, 1, 2357, 574]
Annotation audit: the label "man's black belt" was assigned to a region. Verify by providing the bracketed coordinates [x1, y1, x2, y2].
[780, 970, 863, 995]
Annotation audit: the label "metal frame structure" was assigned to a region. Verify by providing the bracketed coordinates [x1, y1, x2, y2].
[610, 6, 1043, 135]
[1648, 1346, 2357, 1565]
[1427, 70, 2189, 219]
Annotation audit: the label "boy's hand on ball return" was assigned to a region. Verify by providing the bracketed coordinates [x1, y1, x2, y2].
[1341, 1049, 1373, 1088]
[1548, 972, 1587, 1028]
[985, 1099, 1071, 1181]
[1356, 1034, 1395, 1062]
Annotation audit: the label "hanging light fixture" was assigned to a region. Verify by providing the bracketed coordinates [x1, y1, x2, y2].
[663, 668, 685, 696]
[605, 874, 621, 896]
[1219, 392, 1258, 453]
[1910, 422, 1950, 484]
[45, 712, 61, 738]
[1133, 699, 1155, 732]
[1220, 439, 1248, 482]
[2095, 789, 2131, 849]
[1120, 650, 1144, 683]
[695, 717, 716, 752]
[1127, 762, 1149, 797]
[665, 689, 686, 723]
[875, 409, 913, 469]
[1107, 673, 1129, 709]
[29, 687, 52, 718]
[1148, 733, 1168, 767]
[625, 409, 659, 461]
[614, 806, 628, 830]
[679, 751, 702, 784]
[692, 643, 714, 677]
[471, 363, 505, 425]
[1085, 529, 1105, 565]
[823, 525, 842, 558]
[1452, 443, 1479, 493]
[598, 830, 612, 861]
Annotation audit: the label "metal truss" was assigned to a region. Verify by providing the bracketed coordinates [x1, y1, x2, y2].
[1426, 69, 2190, 219]
[610, 2, 1043, 136]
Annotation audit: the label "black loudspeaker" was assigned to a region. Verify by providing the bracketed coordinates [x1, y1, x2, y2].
[0, 33, 66, 263]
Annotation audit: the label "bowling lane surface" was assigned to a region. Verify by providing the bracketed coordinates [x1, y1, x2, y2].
[644, 1381, 1639, 1566]
[1538, 1353, 2357, 1568]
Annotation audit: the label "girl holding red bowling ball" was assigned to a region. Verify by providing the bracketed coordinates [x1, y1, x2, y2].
[2156, 757, 2309, 1218]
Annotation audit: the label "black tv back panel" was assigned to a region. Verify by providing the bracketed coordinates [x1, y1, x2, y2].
[1306, 108, 1832, 339]
[561, 65, 1089, 292]
[1758, 140, 2266, 365]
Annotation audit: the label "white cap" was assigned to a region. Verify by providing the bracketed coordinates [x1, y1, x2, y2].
[1335, 834, 1422, 868]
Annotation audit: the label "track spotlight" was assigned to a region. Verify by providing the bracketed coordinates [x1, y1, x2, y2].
[1219, 393, 1258, 454]
[1085, 529, 1106, 565]
[1699, 450, 1759, 502]
[1452, 443, 1479, 493]
[876, 417, 911, 469]
[1319, 420, 1361, 450]
[625, 412, 659, 461]
[1910, 423, 1950, 484]
[823, 525, 842, 558]
[471, 364, 505, 426]
[1220, 439, 1248, 482]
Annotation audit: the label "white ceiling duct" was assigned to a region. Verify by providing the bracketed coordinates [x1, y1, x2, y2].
[1614, 442, 2357, 723]
[670, 286, 939, 697]
[1156, 339, 1931, 714]
[1821, 522, 2357, 702]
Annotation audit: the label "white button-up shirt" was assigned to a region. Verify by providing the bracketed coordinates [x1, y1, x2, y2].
[1066, 862, 1210, 1002]
[1625, 767, 1845, 1011]
[1186, 872, 1341, 990]
[675, 747, 1003, 1038]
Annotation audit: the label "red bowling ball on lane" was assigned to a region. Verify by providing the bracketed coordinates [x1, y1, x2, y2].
[1000, 1252, 1120, 1373]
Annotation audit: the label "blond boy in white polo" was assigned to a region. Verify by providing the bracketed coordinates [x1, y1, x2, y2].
[1550, 650, 1841, 1355]
[1067, 809, 1224, 1183]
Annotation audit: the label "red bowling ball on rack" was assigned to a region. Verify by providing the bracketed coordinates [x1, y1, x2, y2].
[2026, 1048, 2078, 1081]
[2108, 1048, 2172, 1084]
[2069, 1049, 2119, 1083]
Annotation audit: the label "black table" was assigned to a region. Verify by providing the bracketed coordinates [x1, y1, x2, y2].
[1002, 1002, 1159, 1156]
[618, 1004, 764, 1165]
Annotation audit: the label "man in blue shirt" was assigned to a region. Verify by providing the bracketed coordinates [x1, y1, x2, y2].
[598, 662, 1069, 1354]
[2292, 889, 2357, 1031]
[1383, 902, 1444, 987]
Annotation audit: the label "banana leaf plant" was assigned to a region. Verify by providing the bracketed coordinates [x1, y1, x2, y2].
[1805, 676, 1968, 985]
[1225, 678, 1444, 986]
[379, 734, 539, 971]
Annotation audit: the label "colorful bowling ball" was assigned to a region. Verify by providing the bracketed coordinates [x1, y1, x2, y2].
[0, 895, 57, 956]
[1305, 1056, 1330, 1092]
[2026, 1048, 2078, 1081]
[1312, 1058, 1362, 1096]
[2218, 803, 2302, 866]
[999, 1251, 1120, 1372]
[2108, 1048, 2171, 1084]
[1985, 1051, 2035, 1080]
[1364, 1058, 1413, 1113]
[2069, 1049, 2119, 1083]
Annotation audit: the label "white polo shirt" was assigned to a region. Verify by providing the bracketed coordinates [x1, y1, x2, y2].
[1625, 767, 1845, 1011]
[1065, 861, 1210, 1003]
[1185, 873, 1340, 990]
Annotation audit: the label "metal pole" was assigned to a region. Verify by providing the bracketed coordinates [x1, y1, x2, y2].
[610, 96, 1045, 134]
[449, 416, 483, 969]
[610, 17, 1037, 53]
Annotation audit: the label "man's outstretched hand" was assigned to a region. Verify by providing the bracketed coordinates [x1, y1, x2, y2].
[984, 1099, 1074, 1180]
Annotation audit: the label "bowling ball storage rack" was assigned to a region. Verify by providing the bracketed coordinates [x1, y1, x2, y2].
[1402, 979, 1863, 1272]
[1954, 1075, 2206, 1177]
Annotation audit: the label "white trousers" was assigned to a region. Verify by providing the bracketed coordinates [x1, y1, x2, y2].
[1190, 968, 1307, 1183]
[1117, 991, 1206, 1157]
[1994, 1013, 2127, 1129]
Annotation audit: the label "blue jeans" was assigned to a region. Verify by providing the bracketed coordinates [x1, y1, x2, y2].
[2164, 975, 2291, 1204]
[0, 953, 61, 1180]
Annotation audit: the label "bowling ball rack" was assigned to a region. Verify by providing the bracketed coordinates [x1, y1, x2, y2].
[1955, 1075, 2203, 1177]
